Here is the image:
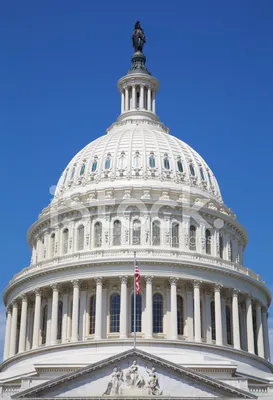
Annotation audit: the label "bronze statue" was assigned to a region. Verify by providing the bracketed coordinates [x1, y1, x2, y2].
[132, 21, 146, 53]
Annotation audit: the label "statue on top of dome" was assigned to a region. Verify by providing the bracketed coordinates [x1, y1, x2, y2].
[132, 21, 146, 53]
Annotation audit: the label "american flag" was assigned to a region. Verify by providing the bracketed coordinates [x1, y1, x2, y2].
[135, 264, 140, 294]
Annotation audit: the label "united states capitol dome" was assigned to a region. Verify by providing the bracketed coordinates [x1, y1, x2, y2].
[54, 123, 222, 203]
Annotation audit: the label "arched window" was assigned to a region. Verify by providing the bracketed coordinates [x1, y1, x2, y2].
[131, 294, 142, 332]
[89, 295, 96, 334]
[50, 233, 55, 257]
[62, 229, 69, 254]
[105, 155, 111, 169]
[200, 168, 205, 181]
[80, 163, 85, 176]
[177, 159, 183, 173]
[230, 241, 233, 262]
[94, 222, 102, 248]
[219, 235, 224, 259]
[91, 159, 97, 172]
[171, 222, 179, 248]
[134, 151, 140, 169]
[152, 220, 161, 246]
[177, 295, 184, 335]
[57, 301, 63, 340]
[163, 155, 170, 170]
[118, 151, 126, 170]
[70, 166, 76, 180]
[113, 220, 121, 246]
[77, 225, 84, 251]
[226, 305, 232, 345]
[149, 153, 155, 168]
[189, 225, 196, 251]
[132, 219, 141, 245]
[205, 229, 211, 255]
[41, 305, 48, 345]
[153, 293, 163, 333]
[110, 294, 120, 333]
[189, 164, 195, 176]
[211, 301, 216, 341]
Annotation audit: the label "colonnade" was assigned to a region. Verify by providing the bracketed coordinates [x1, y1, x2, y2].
[120, 84, 156, 114]
[3, 277, 270, 364]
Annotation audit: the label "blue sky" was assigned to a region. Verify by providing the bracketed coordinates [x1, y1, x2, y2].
[0, 1, 272, 356]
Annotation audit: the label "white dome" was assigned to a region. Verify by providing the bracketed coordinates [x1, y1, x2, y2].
[55, 120, 222, 202]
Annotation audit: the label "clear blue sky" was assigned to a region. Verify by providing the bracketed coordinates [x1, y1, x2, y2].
[0, 1, 273, 352]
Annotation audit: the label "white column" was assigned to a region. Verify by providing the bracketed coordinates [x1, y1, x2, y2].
[132, 85, 136, 109]
[95, 277, 103, 340]
[232, 290, 240, 349]
[125, 88, 129, 111]
[185, 284, 194, 341]
[262, 307, 270, 361]
[121, 90, 125, 113]
[140, 85, 144, 109]
[18, 295, 28, 353]
[120, 276, 128, 339]
[71, 280, 80, 342]
[147, 87, 152, 111]
[50, 284, 59, 345]
[182, 216, 190, 252]
[32, 289, 41, 349]
[256, 302, 264, 358]
[9, 301, 18, 357]
[61, 289, 69, 343]
[152, 91, 156, 113]
[26, 302, 34, 351]
[204, 289, 212, 344]
[246, 295, 255, 354]
[221, 297, 227, 345]
[145, 276, 153, 339]
[193, 281, 202, 342]
[214, 285, 223, 346]
[46, 296, 52, 345]
[170, 278, 178, 340]
[79, 283, 88, 341]
[3, 307, 12, 360]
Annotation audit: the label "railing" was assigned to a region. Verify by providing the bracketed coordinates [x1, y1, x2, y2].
[7, 247, 264, 288]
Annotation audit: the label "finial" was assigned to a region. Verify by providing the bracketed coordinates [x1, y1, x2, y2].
[132, 21, 146, 53]
[128, 22, 150, 75]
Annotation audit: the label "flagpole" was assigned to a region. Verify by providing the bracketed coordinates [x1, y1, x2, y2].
[133, 251, 136, 349]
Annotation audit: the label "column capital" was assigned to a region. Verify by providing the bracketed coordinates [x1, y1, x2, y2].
[119, 276, 128, 285]
[95, 276, 103, 286]
[214, 284, 223, 292]
[145, 276, 154, 284]
[169, 277, 178, 286]
[232, 288, 240, 297]
[51, 283, 60, 292]
[261, 305, 267, 313]
[34, 288, 42, 296]
[193, 280, 202, 289]
[19, 294, 28, 302]
[7, 305, 12, 313]
[71, 279, 80, 288]
[11, 300, 18, 308]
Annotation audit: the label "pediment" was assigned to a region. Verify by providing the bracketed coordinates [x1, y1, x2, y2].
[13, 349, 256, 399]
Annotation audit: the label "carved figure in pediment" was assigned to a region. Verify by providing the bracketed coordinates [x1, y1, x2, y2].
[146, 366, 162, 395]
[103, 367, 123, 396]
[125, 360, 145, 388]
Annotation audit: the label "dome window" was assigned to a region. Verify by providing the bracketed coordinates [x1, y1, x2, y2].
[163, 154, 170, 170]
[105, 154, 111, 170]
[63, 170, 68, 184]
[177, 159, 183, 173]
[80, 163, 86, 176]
[134, 150, 141, 169]
[200, 167, 205, 181]
[149, 152, 156, 168]
[189, 164, 195, 177]
[91, 157, 98, 172]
